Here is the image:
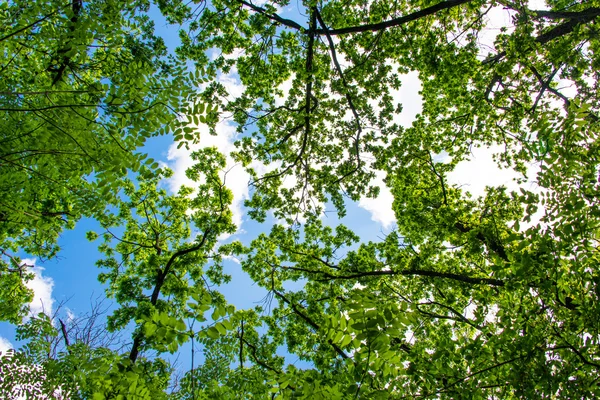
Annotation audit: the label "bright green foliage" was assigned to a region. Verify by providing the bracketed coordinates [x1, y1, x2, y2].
[0, 309, 175, 400]
[173, 0, 600, 397]
[85, 157, 236, 398]
[3, 0, 600, 398]
[171, 308, 285, 399]
[1, 155, 237, 399]
[0, 0, 205, 322]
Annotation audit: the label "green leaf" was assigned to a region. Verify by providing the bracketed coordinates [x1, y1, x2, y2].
[206, 326, 220, 339]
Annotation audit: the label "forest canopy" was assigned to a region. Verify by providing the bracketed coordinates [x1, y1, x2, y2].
[1, 0, 600, 398]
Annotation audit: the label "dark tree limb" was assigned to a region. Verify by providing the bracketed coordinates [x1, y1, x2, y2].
[454, 221, 508, 261]
[428, 152, 448, 206]
[483, 13, 599, 64]
[315, 10, 362, 131]
[299, 9, 317, 170]
[129, 223, 218, 362]
[528, 64, 599, 122]
[128, 176, 230, 363]
[314, 0, 472, 35]
[435, 354, 530, 396]
[0, 104, 98, 112]
[533, 8, 600, 21]
[238, 332, 294, 390]
[530, 66, 560, 113]
[417, 301, 485, 331]
[484, 74, 501, 101]
[58, 318, 71, 350]
[315, 9, 362, 175]
[0, 90, 96, 96]
[279, 245, 340, 270]
[104, 228, 156, 250]
[275, 262, 505, 286]
[0, 5, 64, 43]
[49, 0, 83, 85]
[250, 11, 317, 186]
[238, 0, 304, 32]
[553, 326, 600, 369]
[239, 320, 244, 369]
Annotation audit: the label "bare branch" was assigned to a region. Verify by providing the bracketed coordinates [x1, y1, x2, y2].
[58, 319, 71, 350]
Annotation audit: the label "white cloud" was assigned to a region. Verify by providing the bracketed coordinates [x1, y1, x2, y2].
[0, 336, 13, 353]
[476, 6, 517, 59]
[274, 75, 295, 107]
[222, 254, 241, 265]
[447, 145, 545, 231]
[357, 71, 422, 228]
[166, 126, 250, 238]
[23, 259, 55, 319]
[475, 1, 549, 60]
[447, 144, 541, 196]
[447, 145, 525, 198]
[528, 0, 549, 10]
[65, 307, 75, 323]
[358, 170, 396, 229]
[390, 71, 423, 128]
[166, 70, 250, 236]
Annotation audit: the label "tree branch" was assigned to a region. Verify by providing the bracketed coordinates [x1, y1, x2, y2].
[239, 336, 285, 376]
[335, 268, 504, 286]
[0, 90, 97, 96]
[129, 223, 217, 362]
[252, 9, 317, 187]
[530, 66, 560, 113]
[239, 320, 244, 369]
[533, 7, 600, 21]
[299, 9, 316, 170]
[428, 152, 448, 206]
[238, 0, 304, 31]
[417, 301, 485, 331]
[553, 327, 600, 369]
[314, 0, 472, 35]
[0, 6, 64, 43]
[315, 9, 362, 173]
[0, 104, 98, 112]
[276, 262, 504, 286]
[58, 318, 71, 350]
[454, 221, 508, 261]
[104, 228, 156, 250]
[483, 12, 599, 64]
[528, 64, 599, 122]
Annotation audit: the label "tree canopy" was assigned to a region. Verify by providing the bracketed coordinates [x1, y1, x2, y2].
[1, 0, 600, 398]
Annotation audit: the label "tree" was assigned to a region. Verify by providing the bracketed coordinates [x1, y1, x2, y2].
[0, 298, 124, 399]
[172, 0, 600, 397]
[0, 0, 204, 322]
[3, 0, 600, 398]
[1, 155, 237, 399]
